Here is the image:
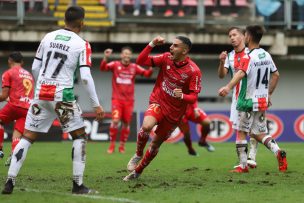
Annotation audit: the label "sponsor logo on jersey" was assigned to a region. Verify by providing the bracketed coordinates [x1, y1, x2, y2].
[294, 114, 304, 140]
[32, 104, 41, 115]
[55, 35, 71, 41]
[266, 113, 283, 139]
[258, 52, 266, 59]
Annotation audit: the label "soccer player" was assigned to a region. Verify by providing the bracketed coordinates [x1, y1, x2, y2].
[0, 52, 34, 166]
[218, 25, 287, 173]
[179, 101, 215, 156]
[218, 27, 259, 168]
[99, 47, 153, 154]
[2, 6, 104, 194]
[123, 36, 202, 181]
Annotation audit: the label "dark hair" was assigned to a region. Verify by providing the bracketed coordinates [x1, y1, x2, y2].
[176, 36, 192, 50]
[65, 6, 85, 24]
[9, 52, 23, 63]
[121, 46, 133, 53]
[228, 27, 245, 35]
[245, 25, 264, 44]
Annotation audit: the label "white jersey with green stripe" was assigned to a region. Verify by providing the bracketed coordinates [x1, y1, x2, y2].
[34, 29, 92, 102]
[224, 48, 249, 126]
[237, 48, 277, 112]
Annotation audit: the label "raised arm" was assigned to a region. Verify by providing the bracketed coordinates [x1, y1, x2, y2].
[136, 36, 165, 66]
[218, 51, 229, 79]
[99, 48, 113, 71]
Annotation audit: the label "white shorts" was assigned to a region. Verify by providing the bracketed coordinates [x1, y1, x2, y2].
[230, 100, 239, 130]
[238, 111, 268, 135]
[25, 100, 84, 133]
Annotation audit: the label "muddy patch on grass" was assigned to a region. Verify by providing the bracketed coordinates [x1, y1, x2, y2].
[116, 169, 128, 173]
[129, 183, 148, 189]
[238, 180, 248, 184]
[184, 167, 199, 172]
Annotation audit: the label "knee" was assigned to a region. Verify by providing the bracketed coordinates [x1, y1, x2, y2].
[141, 123, 153, 132]
[111, 120, 120, 128]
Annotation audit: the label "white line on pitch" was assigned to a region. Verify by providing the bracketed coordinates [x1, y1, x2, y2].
[23, 188, 140, 203]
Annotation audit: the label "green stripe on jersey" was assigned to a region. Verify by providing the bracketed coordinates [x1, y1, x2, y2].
[236, 77, 253, 112]
[63, 88, 75, 101]
[55, 35, 71, 41]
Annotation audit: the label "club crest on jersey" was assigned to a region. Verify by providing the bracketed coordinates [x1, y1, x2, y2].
[32, 104, 41, 115]
[166, 65, 170, 70]
[118, 66, 122, 70]
[181, 73, 188, 80]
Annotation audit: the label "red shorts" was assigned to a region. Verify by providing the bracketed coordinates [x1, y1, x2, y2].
[144, 103, 177, 140]
[0, 103, 28, 133]
[182, 108, 208, 124]
[111, 99, 134, 123]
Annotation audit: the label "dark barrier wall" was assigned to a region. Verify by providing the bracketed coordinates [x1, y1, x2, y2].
[3, 112, 137, 142]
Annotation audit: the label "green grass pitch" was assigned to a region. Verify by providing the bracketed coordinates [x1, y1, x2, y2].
[0, 142, 303, 203]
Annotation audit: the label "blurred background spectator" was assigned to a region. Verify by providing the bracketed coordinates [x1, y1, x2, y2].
[133, 0, 153, 16]
[106, 0, 125, 16]
[164, 0, 184, 17]
[28, 0, 49, 13]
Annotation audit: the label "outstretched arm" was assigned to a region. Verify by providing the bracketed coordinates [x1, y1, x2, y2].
[136, 36, 165, 66]
[218, 70, 245, 97]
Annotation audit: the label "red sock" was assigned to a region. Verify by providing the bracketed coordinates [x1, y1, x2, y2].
[12, 137, 21, 152]
[109, 124, 118, 143]
[0, 125, 4, 150]
[135, 146, 159, 174]
[120, 127, 130, 145]
[136, 128, 150, 157]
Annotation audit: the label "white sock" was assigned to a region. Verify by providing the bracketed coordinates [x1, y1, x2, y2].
[248, 137, 258, 161]
[72, 139, 86, 186]
[262, 135, 280, 155]
[236, 143, 248, 169]
[7, 138, 32, 184]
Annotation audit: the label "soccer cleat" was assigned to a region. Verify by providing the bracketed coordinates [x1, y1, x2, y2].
[198, 142, 215, 152]
[277, 150, 287, 172]
[247, 158, 257, 169]
[0, 150, 4, 159]
[123, 170, 140, 181]
[4, 154, 12, 167]
[230, 166, 249, 173]
[188, 149, 198, 156]
[2, 179, 14, 194]
[127, 154, 142, 172]
[107, 143, 115, 154]
[72, 181, 97, 194]
[118, 145, 125, 154]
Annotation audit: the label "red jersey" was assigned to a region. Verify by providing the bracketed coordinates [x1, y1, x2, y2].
[185, 101, 198, 118]
[100, 60, 152, 101]
[2, 66, 34, 109]
[137, 45, 202, 123]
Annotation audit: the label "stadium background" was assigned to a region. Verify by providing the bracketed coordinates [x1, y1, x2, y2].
[0, 0, 304, 143]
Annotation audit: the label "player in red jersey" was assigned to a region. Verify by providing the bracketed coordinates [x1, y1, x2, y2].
[123, 36, 202, 181]
[179, 101, 215, 156]
[0, 52, 34, 166]
[99, 47, 153, 154]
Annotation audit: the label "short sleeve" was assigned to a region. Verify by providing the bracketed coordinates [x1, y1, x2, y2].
[79, 41, 92, 68]
[189, 70, 202, 93]
[35, 38, 45, 60]
[270, 58, 278, 73]
[239, 55, 251, 75]
[2, 71, 11, 88]
[107, 61, 116, 71]
[224, 55, 229, 69]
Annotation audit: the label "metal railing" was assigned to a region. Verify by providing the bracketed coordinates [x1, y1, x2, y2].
[0, 0, 302, 30]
